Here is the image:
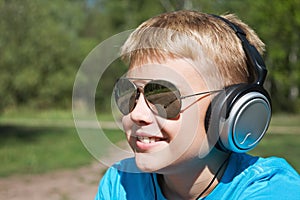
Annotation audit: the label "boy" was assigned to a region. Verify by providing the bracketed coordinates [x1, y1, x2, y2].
[95, 10, 300, 199]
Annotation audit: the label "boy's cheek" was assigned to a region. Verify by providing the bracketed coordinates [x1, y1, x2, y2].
[121, 115, 131, 131]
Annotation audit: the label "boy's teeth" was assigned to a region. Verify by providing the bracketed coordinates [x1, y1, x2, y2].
[138, 136, 156, 144]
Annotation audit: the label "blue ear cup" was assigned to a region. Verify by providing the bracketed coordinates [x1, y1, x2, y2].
[206, 84, 271, 153]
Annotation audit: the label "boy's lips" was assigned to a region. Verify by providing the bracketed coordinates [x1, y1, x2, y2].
[132, 135, 168, 152]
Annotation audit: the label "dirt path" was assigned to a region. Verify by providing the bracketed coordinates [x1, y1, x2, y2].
[0, 162, 106, 200]
[0, 140, 132, 200]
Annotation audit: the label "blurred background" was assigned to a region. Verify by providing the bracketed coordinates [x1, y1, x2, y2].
[0, 0, 299, 199]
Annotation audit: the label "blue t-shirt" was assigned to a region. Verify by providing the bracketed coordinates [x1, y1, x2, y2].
[95, 153, 300, 199]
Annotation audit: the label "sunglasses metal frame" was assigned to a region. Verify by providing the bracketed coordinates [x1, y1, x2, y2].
[114, 77, 223, 119]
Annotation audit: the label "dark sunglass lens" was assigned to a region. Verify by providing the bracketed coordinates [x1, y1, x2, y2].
[144, 80, 181, 119]
[114, 79, 137, 115]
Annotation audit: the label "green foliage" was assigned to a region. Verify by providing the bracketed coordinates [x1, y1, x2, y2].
[0, 0, 299, 113]
[0, 0, 85, 110]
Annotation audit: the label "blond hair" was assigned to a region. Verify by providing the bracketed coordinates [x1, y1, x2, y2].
[121, 10, 265, 86]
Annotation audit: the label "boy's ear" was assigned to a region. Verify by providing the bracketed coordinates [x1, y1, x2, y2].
[205, 84, 271, 153]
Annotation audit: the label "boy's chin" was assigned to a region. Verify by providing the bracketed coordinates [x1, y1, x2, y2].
[134, 152, 170, 173]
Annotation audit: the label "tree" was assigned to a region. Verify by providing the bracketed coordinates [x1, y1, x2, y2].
[0, 0, 87, 111]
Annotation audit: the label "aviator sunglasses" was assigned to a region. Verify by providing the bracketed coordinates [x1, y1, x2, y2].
[113, 78, 222, 119]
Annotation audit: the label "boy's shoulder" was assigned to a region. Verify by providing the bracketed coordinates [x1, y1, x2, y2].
[207, 153, 300, 199]
[229, 153, 299, 178]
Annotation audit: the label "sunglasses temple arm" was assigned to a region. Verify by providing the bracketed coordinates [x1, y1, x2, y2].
[180, 89, 223, 100]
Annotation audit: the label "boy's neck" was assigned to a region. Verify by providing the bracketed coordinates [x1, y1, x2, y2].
[157, 149, 230, 199]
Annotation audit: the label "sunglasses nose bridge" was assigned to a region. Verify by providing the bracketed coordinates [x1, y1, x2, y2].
[134, 86, 152, 111]
[130, 90, 155, 124]
[135, 86, 146, 103]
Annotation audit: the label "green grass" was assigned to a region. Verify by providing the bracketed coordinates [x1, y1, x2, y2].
[0, 125, 125, 177]
[270, 114, 300, 126]
[0, 109, 116, 128]
[0, 126, 92, 177]
[0, 108, 115, 122]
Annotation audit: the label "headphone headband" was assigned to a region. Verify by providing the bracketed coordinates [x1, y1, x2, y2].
[211, 15, 268, 85]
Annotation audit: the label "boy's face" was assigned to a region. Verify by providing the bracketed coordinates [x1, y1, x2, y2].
[121, 58, 217, 172]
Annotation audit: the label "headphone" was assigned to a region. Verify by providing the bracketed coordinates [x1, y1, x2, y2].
[205, 15, 272, 153]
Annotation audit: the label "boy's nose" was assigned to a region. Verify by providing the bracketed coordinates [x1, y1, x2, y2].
[130, 93, 153, 125]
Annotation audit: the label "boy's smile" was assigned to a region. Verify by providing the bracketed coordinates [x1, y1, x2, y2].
[134, 132, 169, 152]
